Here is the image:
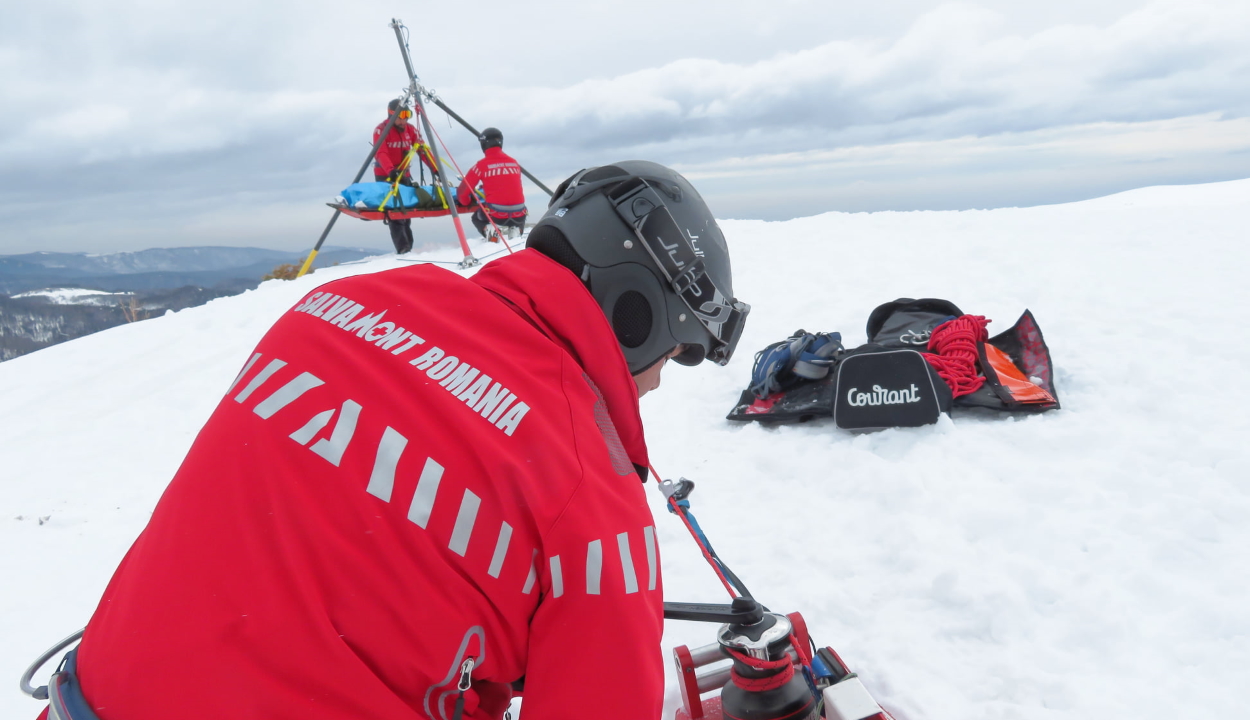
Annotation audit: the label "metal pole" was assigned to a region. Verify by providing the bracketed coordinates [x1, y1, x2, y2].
[391, 19, 478, 268]
[427, 96, 554, 197]
[296, 96, 409, 278]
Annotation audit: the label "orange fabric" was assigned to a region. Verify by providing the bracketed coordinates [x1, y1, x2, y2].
[983, 344, 1056, 404]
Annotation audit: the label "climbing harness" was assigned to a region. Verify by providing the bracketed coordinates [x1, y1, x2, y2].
[749, 330, 843, 400]
[378, 141, 444, 213]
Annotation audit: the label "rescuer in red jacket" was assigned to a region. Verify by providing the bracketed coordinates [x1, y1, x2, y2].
[45, 161, 749, 720]
[374, 99, 439, 255]
[456, 128, 527, 242]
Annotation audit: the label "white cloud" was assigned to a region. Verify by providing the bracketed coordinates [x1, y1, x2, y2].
[9, 0, 1247, 167]
[463, 0, 1250, 158]
[683, 114, 1250, 179]
[1, 0, 1248, 252]
[684, 113, 1250, 219]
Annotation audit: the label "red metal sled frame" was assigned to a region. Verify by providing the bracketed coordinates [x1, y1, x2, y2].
[328, 201, 476, 222]
[675, 611, 813, 720]
[673, 611, 891, 720]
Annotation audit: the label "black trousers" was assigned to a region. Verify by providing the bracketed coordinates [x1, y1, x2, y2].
[375, 175, 414, 254]
[471, 209, 527, 239]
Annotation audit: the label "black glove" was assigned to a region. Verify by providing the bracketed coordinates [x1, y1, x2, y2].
[386, 170, 401, 183]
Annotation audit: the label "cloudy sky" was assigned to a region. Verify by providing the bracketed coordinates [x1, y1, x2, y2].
[2, 0, 1249, 254]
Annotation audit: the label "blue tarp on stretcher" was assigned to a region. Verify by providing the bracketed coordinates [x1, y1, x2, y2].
[338, 181, 447, 211]
[329, 182, 476, 221]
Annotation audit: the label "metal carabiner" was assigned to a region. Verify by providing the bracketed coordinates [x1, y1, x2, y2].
[899, 328, 931, 346]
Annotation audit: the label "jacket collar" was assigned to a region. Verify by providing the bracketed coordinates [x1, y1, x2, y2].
[376, 120, 413, 136]
[471, 249, 649, 474]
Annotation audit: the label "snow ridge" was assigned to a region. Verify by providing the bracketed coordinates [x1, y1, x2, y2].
[4, 180, 1250, 720]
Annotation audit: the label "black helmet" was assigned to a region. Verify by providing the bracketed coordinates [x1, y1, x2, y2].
[479, 127, 503, 150]
[527, 161, 750, 374]
[387, 98, 404, 114]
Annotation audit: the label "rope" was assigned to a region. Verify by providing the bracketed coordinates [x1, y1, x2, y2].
[789, 632, 813, 668]
[923, 315, 990, 398]
[376, 134, 435, 212]
[395, 245, 511, 267]
[424, 114, 517, 255]
[649, 466, 815, 680]
[647, 464, 744, 599]
[667, 495, 739, 597]
[725, 648, 794, 692]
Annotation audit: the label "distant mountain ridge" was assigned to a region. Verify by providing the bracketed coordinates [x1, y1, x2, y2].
[0, 245, 383, 361]
[3, 247, 301, 275]
[0, 246, 379, 295]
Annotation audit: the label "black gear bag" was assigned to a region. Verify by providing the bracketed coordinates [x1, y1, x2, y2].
[727, 297, 1058, 428]
[832, 346, 952, 429]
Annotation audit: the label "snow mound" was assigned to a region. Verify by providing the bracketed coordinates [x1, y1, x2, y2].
[11, 288, 130, 305]
[4, 180, 1249, 720]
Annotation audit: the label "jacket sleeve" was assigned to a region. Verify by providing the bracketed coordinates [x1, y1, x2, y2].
[457, 161, 483, 206]
[373, 126, 395, 176]
[519, 474, 665, 720]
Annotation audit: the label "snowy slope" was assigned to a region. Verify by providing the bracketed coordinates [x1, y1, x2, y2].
[4, 180, 1250, 720]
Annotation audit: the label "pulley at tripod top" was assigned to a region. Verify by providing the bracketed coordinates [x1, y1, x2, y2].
[717, 612, 792, 661]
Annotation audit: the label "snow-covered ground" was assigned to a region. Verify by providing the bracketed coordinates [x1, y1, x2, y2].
[10, 288, 132, 305]
[4, 180, 1249, 720]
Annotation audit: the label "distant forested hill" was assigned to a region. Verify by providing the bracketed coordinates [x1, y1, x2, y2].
[0, 245, 380, 361]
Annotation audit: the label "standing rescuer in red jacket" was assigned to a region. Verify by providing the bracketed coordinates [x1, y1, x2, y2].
[40, 161, 749, 720]
[374, 99, 439, 255]
[456, 128, 527, 242]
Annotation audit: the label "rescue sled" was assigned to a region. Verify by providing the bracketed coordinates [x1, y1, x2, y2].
[329, 181, 477, 221]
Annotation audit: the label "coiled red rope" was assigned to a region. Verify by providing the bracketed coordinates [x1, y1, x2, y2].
[726, 648, 794, 692]
[924, 315, 990, 398]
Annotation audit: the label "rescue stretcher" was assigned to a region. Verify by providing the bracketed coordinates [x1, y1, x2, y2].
[328, 201, 477, 222]
[329, 180, 478, 221]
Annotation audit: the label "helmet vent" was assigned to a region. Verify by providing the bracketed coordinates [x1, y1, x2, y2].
[550, 171, 582, 207]
[580, 165, 628, 183]
[612, 291, 652, 349]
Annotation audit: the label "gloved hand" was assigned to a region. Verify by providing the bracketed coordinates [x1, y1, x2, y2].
[386, 170, 401, 183]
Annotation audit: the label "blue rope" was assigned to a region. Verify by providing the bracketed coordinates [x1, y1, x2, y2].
[668, 499, 733, 581]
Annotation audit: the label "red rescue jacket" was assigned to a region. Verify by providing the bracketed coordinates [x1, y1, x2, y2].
[374, 119, 437, 178]
[74, 250, 664, 720]
[456, 147, 527, 218]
